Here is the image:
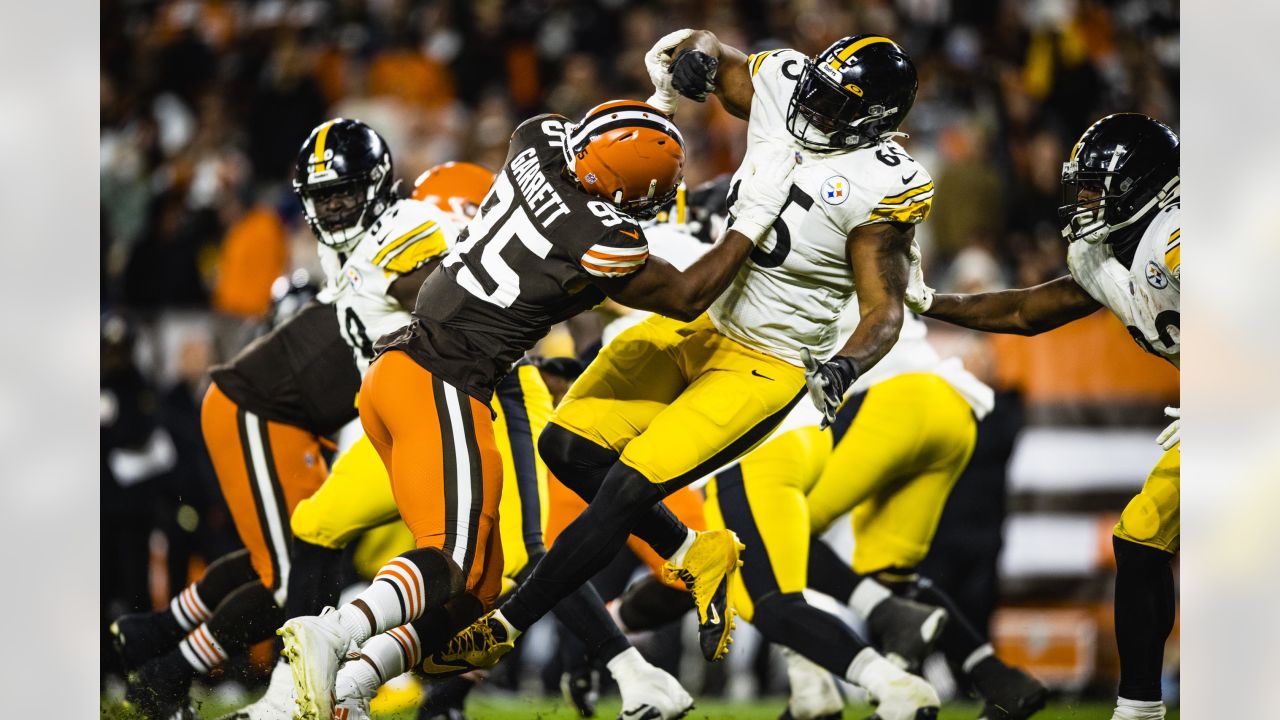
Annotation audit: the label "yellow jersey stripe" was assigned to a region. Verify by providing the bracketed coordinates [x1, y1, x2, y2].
[830, 36, 894, 69]
[750, 50, 779, 76]
[879, 181, 934, 206]
[371, 220, 437, 265]
[870, 198, 933, 223]
[382, 231, 449, 274]
[312, 120, 337, 171]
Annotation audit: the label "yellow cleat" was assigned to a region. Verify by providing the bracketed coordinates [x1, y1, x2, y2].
[419, 611, 516, 677]
[662, 529, 745, 662]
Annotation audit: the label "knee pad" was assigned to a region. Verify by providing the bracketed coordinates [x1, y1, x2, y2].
[1116, 476, 1179, 552]
[538, 424, 619, 501]
[402, 547, 467, 609]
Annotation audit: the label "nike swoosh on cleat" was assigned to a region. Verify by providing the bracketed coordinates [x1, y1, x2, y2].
[751, 369, 774, 380]
[706, 603, 720, 625]
[901, 171, 918, 184]
[620, 705, 663, 720]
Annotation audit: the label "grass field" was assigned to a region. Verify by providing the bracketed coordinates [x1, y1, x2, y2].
[101, 693, 1181, 719]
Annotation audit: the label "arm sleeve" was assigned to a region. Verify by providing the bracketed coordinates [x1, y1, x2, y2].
[372, 217, 449, 275]
[580, 226, 650, 278]
[861, 171, 935, 226]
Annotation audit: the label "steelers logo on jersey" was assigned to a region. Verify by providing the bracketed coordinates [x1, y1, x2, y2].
[1145, 260, 1168, 289]
[346, 266, 363, 289]
[821, 175, 850, 205]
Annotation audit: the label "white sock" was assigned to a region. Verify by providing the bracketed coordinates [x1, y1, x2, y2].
[606, 646, 649, 681]
[962, 643, 995, 674]
[176, 623, 228, 674]
[169, 585, 211, 631]
[849, 577, 893, 620]
[666, 529, 698, 567]
[1115, 697, 1165, 719]
[336, 557, 428, 644]
[845, 647, 906, 693]
[337, 624, 422, 701]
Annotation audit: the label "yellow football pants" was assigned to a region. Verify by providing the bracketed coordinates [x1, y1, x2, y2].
[705, 373, 978, 621]
[1114, 443, 1179, 553]
[289, 362, 554, 581]
[551, 314, 805, 486]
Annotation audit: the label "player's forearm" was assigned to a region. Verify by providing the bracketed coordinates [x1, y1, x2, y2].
[925, 276, 1100, 336]
[834, 301, 904, 374]
[660, 230, 754, 321]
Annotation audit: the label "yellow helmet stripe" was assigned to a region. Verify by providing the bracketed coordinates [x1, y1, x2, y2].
[829, 36, 894, 70]
[312, 120, 338, 171]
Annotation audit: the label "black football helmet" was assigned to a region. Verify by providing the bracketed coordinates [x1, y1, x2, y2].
[293, 118, 395, 251]
[1059, 113, 1179, 248]
[786, 35, 918, 152]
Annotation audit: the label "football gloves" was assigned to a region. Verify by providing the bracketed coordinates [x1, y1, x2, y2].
[1156, 406, 1180, 450]
[904, 240, 935, 314]
[672, 49, 719, 102]
[644, 29, 695, 116]
[728, 145, 798, 245]
[800, 348, 860, 428]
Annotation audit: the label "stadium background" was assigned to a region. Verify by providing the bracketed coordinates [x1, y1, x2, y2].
[100, 0, 1180, 716]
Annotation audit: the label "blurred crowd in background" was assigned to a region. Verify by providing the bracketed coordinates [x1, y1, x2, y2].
[101, 0, 1181, 704]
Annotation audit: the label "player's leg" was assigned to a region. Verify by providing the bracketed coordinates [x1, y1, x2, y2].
[704, 428, 939, 718]
[475, 319, 805, 664]
[287, 432, 402, 620]
[280, 351, 501, 720]
[1110, 445, 1179, 720]
[110, 548, 255, 670]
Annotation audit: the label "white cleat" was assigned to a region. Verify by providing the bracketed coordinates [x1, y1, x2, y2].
[614, 659, 695, 720]
[1110, 698, 1166, 720]
[780, 647, 843, 720]
[278, 610, 352, 720]
[867, 674, 941, 720]
[215, 660, 298, 719]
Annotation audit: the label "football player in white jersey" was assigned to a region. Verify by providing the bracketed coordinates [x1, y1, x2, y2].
[905, 113, 1180, 720]
[431, 32, 943, 720]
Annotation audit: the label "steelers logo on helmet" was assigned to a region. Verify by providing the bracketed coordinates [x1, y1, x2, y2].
[786, 35, 918, 152]
[564, 100, 686, 220]
[293, 118, 396, 251]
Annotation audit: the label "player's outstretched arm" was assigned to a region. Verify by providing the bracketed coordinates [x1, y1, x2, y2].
[925, 276, 1102, 336]
[668, 30, 754, 119]
[597, 230, 756, 321]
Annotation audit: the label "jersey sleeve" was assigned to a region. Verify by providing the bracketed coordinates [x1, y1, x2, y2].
[748, 48, 806, 96]
[579, 225, 650, 278]
[1163, 224, 1181, 280]
[855, 153, 935, 227]
[370, 202, 451, 275]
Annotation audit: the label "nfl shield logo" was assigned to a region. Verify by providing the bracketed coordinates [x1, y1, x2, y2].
[822, 175, 850, 206]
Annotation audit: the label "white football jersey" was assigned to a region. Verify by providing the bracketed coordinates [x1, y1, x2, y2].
[317, 198, 460, 375]
[1067, 203, 1180, 368]
[710, 48, 935, 366]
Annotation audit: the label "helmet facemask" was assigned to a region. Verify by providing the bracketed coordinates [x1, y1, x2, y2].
[786, 60, 900, 152]
[298, 155, 391, 251]
[1059, 159, 1179, 245]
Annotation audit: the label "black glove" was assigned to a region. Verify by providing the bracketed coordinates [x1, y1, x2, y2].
[800, 349, 861, 428]
[671, 49, 719, 102]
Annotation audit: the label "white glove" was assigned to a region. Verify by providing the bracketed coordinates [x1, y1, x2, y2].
[644, 29, 695, 116]
[1156, 406, 1180, 450]
[904, 240, 935, 314]
[729, 145, 799, 245]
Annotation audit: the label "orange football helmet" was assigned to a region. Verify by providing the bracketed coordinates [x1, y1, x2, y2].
[411, 161, 496, 220]
[566, 100, 685, 219]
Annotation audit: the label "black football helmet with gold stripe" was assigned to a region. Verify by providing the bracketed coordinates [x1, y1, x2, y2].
[1059, 113, 1179, 255]
[293, 118, 394, 251]
[786, 35, 917, 152]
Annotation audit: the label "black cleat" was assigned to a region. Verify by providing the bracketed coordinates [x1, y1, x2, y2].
[865, 596, 947, 673]
[110, 612, 184, 671]
[417, 674, 477, 720]
[561, 667, 600, 717]
[972, 659, 1048, 720]
[779, 710, 841, 720]
[661, 530, 744, 662]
